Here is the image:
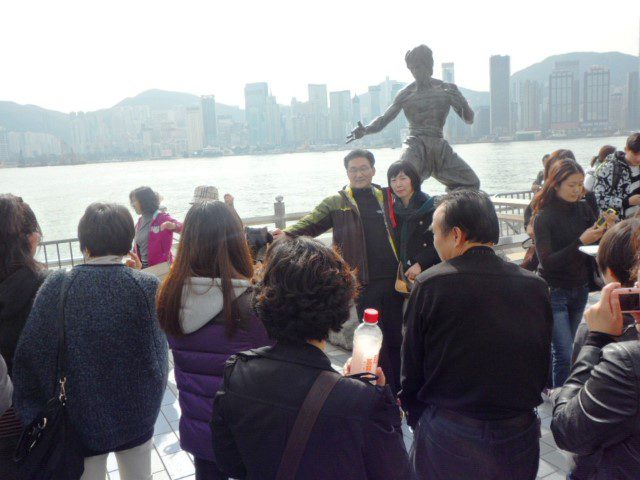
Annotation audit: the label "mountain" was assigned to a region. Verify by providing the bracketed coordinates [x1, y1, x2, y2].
[0, 101, 72, 142]
[511, 51, 639, 88]
[116, 89, 244, 122]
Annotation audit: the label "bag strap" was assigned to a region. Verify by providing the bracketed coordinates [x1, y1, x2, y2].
[55, 273, 73, 401]
[275, 370, 341, 480]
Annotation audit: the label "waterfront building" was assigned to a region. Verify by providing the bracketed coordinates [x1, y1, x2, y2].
[583, 66, 610, 132]
[265, 95, 282, 147]
[308, 84, 329, 144]
[245, 82, 269, 147]
[352, 95, 361, 125]
[368, 85, 382, 120]
[490, 55, 511, 136]
[186, 107, 204, 153]
[628, 72, 640, 129]
[201, 95, 217, 147]
[549, 66, 580, 132]
[609, 91, 625, 131]
[442, 63, 467, 141]
[329, 90, 352, 144]
[519, 80, 542, 131]
[0, 127, 9, 165]
[473, 105, 491, 138]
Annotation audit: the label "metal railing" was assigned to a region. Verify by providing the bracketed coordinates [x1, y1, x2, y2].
[37, 190, 533, 269]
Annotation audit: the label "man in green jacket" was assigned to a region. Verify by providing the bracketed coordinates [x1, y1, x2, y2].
[273, 149, 404, 392]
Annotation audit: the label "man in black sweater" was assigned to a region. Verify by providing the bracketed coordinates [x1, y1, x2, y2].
[400, 190, 552, 480]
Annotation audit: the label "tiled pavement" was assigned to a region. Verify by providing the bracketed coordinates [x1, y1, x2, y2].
[104, 340, 571, 479]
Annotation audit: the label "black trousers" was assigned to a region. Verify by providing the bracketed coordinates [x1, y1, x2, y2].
[195, 457, 228, 480]
[356, 277, 405, 394]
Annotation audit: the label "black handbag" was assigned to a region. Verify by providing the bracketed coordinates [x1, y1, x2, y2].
[13, 273, 85, 479]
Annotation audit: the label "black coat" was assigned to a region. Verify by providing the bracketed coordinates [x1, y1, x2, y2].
[211, 342, 412, 480]
[0, 268, 46, 375]
[552, 339, 640, 479]
[384, 190, 440, 271]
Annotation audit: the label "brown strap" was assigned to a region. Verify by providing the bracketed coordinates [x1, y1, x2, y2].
[275, 370, 341, 480]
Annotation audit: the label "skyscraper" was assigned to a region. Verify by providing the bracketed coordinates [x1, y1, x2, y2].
[308, 84, 329, 144]
[442, 63, 455, 84]
[329, 90, 351, 144]
[245, 82, 269, 146]
[549, 68, 579, 132]
[583, 66, 610, 132]
[519, 80, 542, 131]
[609, 91, 625, 130]
[186, 107, 204, 153]
[628, 72, 640, 129]
[201, 95, 217, 147]
[490, 55, 511, 136]
[352, 95, 361, 124]
[265, 95, 282, 147]
[0, 127, 8, 165]
[368, 85, 382, 120]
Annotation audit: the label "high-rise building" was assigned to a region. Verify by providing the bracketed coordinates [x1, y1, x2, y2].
[442, 62, 455, 84]
[583, 66, 610, 132]
[368, 85, 382, 120]
[265, 95, 282, 147]
[201, 95, 217, 147]
[627, 72, 640, 129]
[519, 80, 542, 131]
[473, 105, 491, 138]
[441, 63, 460, 140]
[308, 84, 329, 144]
[0, 127, 9, 165]
[352, 95, 361, 124]
[329, 90, 351, 144]
[245, 82, 269, 146]
[549, 68, 579, 132]
[609, 91, 625, 130]
[490, 55, 511, 136]
[186, 107, 204, 153]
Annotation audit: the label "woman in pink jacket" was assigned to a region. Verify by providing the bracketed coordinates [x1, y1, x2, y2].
[129, 186, 183, 268]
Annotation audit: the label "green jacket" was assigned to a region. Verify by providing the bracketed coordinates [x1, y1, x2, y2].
[285, 185, 398, 285]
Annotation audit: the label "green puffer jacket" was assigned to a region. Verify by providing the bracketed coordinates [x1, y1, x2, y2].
[285, 185, 398, 285]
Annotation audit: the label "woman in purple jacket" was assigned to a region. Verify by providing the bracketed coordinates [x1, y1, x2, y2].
[156, 200, 270, 480]
[130, 186, 182, 268]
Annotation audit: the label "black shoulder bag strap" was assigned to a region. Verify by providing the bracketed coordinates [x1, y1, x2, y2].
[55, 273, 73, 402]
[275, 370, 341, 480]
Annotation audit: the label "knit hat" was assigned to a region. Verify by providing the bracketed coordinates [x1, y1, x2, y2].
[190, 185, 219, 204]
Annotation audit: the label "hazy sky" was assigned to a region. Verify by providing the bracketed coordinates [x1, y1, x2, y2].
[2, 0, 639, 113]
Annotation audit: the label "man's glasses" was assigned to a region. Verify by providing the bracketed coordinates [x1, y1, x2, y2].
[347, 166, 372, 175]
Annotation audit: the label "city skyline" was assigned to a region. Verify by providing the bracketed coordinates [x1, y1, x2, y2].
[1, 1, 639, 114]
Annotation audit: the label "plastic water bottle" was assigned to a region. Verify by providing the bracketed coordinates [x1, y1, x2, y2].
[351, 308, 383, 375]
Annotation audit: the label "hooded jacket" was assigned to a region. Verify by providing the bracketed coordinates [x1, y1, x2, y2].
[134, 211, 183, 267]
[166, 278, 271, 461]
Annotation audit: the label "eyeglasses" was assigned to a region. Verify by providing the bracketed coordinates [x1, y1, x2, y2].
[347, 166, 372, 175]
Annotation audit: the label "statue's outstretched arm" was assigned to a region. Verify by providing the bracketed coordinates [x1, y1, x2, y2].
[448, 86, 474, 124]
[347, 98, 403, 143]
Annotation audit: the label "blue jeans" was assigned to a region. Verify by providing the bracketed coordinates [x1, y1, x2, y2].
[550, 285, 589, 388]
[410, 406, 540, 480]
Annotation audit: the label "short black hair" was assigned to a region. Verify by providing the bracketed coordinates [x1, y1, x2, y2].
[253, 236, 358, 343]
[129, 186, 160, 215]
[597, 218, 640, 287]
[387, 160, 421, 193]
[437, 190, 500, 244]
[626, 132, 640, 154]
[78, 203, 135, 257]
[344, 149, 375, 169]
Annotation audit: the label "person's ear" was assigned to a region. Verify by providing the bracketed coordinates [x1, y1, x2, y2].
[453, 226, 465, 246]
[371, 166, 376, 176]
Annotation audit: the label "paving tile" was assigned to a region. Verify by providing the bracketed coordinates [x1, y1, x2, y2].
[537, 459, 557, 477]
[162, 451, 195, 479]
[542, 449, 570, 473]
[540, 472, 567, 479]
[152, 472, 170, 480]
[153, 432, 182, 457]
[162, 402, 182, 423]
[151, 447, 166, 473]
[541, 432, 558, 448]
[107, 452, 118, 472]
[109, 471, 121, 480]
[539, 439, 555, 456]
[170, 420, 181, 438]
[154, 414, 174, 435]
[162, 388, 177, 406]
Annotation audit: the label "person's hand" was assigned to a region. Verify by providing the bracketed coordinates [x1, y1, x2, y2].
[628, 194, 640, 207]
[602, 210, 618, 229]
[580, 226, 605, 245]
[124, 251, 142, 270]
[271, 228, 285, 239]
[584, 282, 623, 336]
[405, 263, 422, 282]
[531, 184, 542, 193]
[346, 121, 366, 144]
[160, 221, 177, 232]
[343, 358, 386, 387]
[224, 193, 235, 207]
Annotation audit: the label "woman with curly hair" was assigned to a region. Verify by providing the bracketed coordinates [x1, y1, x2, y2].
[211, 236, 411, 480]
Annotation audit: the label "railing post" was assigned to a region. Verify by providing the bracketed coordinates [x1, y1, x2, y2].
[274, 195, 286, 229]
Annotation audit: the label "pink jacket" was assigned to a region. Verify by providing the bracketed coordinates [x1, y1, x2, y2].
[135, 211, 183, 267]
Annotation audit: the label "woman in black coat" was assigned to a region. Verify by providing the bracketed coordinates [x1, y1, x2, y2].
[211, 236, 412, 480]
[0, 194, 47, 479]
[385, 160, 440, 283]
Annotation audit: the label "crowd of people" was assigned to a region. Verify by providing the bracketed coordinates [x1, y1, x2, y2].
[0, 132, 639, 479]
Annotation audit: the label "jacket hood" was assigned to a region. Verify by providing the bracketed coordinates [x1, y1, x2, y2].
[180, 277, 251, 334]
[0, 268, 43, 321]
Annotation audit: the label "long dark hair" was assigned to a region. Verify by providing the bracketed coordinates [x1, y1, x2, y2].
[531, 159, 584, 214]
[129, 186, 160, 215]
[387, 160, 421, 193]
[0, 194, 42, 282]
[591, 145, 615, 167]
[156, 201, 254, 338]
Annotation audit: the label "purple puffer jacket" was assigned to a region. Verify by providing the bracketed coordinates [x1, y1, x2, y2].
[167, 278, 271, 461]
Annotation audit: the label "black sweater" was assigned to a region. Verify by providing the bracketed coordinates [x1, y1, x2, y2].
[533, 198, 596, 289]
[400, 247, 552, 426]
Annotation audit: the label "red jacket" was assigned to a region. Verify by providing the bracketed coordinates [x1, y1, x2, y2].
[135, 211, 182, 266]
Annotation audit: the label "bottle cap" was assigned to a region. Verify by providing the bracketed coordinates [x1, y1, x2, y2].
[363, 308, 379, 324]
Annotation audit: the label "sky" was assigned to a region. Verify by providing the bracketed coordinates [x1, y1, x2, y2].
[1, 0, 639, 113]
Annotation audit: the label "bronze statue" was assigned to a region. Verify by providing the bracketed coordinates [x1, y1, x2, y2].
[348, 45, 480, 191]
